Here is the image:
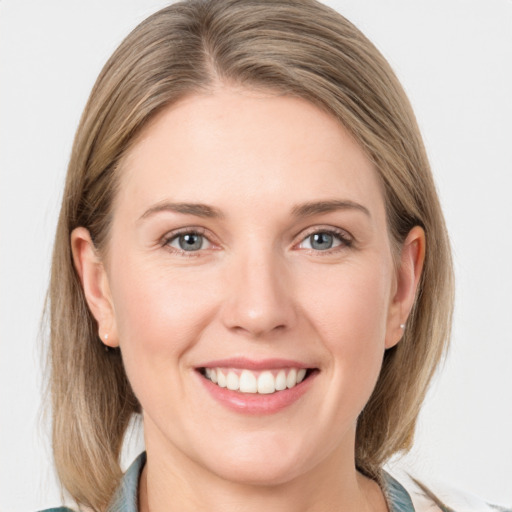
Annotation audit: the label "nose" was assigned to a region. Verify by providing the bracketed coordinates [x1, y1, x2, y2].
[220, 247, 297, 338]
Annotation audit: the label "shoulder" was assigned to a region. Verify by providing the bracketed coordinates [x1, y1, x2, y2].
[384, 470, 512, 512]
[36, 452, 146, 512]
[36, 509, 75, 512]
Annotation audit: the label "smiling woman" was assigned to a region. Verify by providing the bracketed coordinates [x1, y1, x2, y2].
[35, 1, 507, 512]
[71, 91, 424, 493]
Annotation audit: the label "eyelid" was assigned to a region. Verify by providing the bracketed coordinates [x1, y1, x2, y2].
[159, 225, 354, 256]
[161, 227, 219, 256]
[294, 225, 354, 251]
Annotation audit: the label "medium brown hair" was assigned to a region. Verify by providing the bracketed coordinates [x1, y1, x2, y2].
[47, 0, 453, 509]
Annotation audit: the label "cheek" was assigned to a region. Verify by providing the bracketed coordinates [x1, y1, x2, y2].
[304, 257, 391, 338]
[107, 260, 219, 401]
[300, 259, 392, 391]
[111, 259, 215, 344]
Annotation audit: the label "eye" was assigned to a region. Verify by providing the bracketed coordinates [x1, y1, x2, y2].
[298, 229, 351, 251]
[166, 231, 212, 252]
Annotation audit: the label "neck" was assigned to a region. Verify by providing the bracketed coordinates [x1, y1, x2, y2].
[139, 425, 388, 512]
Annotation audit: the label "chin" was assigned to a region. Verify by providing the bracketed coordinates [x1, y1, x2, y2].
[192, 432, 321, 487]
[207, 456, 308, 487]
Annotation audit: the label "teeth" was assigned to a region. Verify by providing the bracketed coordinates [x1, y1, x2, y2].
[275, 370, 287, 391]
[239, 370, 257, 393]
[226, 371, 239, 391]
[257, 371, 275, 394]
[203, 367, 309, 394]
[286, 368, 297, 389]
[217, 369, 227, 388]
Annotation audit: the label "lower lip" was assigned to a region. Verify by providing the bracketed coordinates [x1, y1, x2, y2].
[197, 371, 317, 415]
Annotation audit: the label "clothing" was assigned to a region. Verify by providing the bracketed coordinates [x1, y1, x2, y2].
[39, 451, 511, 512]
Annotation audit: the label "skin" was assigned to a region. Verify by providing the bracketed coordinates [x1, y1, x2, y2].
[72, 87, 425, 512]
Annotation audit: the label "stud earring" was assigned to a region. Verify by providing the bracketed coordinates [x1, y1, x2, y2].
[102, 333, 111, 352]
[400, 324, 405, 329]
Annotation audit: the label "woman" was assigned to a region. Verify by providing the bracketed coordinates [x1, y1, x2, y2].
[38, 1, 506, 511]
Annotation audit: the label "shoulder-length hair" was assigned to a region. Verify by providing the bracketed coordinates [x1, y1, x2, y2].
[47, 0, 453, 509]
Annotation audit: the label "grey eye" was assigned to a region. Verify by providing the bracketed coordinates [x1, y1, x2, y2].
[179, 233, 203, 251]
[298, 231, 345, 251]
[309, 232, 334, 250]
[169, 233, 207, 251]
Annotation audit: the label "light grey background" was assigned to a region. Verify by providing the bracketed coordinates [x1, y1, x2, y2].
[1, 1, 511, 511]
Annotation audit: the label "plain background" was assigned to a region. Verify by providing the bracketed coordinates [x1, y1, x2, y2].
[1, 1, 511, 510]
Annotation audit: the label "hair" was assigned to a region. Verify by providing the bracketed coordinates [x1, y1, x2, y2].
[47, 0, 454, 510]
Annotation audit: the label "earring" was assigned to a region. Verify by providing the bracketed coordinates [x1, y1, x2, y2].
[102, 333, 111, 352]
[400, 324, 405, 329]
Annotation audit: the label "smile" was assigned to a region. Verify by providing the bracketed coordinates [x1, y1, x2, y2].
[201, 367, 309, 394]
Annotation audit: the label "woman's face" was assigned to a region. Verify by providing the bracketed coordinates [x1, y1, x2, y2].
[75, 87, 421, 486]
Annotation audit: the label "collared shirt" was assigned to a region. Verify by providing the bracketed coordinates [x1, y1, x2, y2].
[39, 452, 511, 512]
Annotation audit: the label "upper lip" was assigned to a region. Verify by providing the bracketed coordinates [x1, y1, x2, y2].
[197, 357, 313, 371]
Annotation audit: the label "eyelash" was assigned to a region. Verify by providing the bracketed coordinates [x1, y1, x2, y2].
[161, 227, 212, 258]
[161, 226, 353, 257]
[297, 227, 353, 255]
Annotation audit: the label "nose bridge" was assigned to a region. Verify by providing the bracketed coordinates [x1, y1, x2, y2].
[221, 240, 295, 337]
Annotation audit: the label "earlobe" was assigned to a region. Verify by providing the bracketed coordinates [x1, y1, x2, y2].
[70, 227, 119, 347]
[385, 226, 426, 349]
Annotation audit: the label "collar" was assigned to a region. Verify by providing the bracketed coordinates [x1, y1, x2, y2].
[107, 451, 146, 512]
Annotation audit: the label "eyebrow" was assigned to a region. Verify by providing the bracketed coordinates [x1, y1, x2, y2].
[139, 202, 225, 221]
[138, 199, 370, 222]
[291, 200, 371, 218]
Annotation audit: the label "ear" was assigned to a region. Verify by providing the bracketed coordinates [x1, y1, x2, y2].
[71, 227, 119, 348]
[385, 225, 425, 349]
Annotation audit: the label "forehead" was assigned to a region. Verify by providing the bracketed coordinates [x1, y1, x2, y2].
[116, 88, 385, 220]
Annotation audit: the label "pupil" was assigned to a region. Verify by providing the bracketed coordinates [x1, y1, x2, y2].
[179, 234, 202, 251]
[311, 232, 333, 250]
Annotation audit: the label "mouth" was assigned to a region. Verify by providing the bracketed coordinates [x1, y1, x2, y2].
[195, 358, 319, 414]
[198, 366, 316, 395]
